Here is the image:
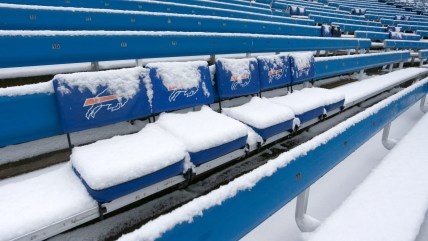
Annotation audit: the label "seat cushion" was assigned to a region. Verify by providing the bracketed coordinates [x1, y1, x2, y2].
[71, 124, 187, 202]
[156, 106, 248, 166]
[268, 90, 325, 124]
[300, 87, 345, 112]
[222, 97, 295, 140]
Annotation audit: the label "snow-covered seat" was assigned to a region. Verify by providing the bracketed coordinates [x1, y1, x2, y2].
[300, 87, 345, 113]
[53, 67, 151, 133]
[147, 61, 248, 167]
[268, 90, 325, 125]
[71, 124, 187, 203]
[216, 57, 296, 142]
[289, 52, 315, 85]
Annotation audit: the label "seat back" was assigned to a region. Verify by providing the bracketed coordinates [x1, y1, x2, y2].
[321, 25, 332, 37]
[289, 52, 315, 84]
[257, 55, 291, 91]
[53, 67, 151, 133]
[215, 58, 260, 99]
[147, 61, 214, 114]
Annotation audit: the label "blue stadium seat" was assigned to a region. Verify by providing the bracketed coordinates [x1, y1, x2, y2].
[289, 52, 315, 84]
[216, 56, 295, 142]
[300, 87, 345, 113]
[257, 55, 291, 91]
[148, 61, 248, 167]
[215, 58, 260, 99]
[53, 67, 151, 133]
[71, 124, 188, 203]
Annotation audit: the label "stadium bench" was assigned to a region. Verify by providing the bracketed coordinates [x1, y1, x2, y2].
[332, 22, 387, 33]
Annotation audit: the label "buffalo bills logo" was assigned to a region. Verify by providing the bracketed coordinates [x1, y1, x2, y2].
[168, 83, 200, 102]
[83, 88, 128, 120]
[267, 68, 284, 83]
[230, 74, 251, 91]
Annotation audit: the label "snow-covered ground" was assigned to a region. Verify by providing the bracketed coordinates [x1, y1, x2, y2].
[242, 102, 428, 241]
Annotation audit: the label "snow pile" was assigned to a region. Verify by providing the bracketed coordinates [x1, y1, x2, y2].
[289, 52, 314, 79]
[118, 77, 428, 241]
[209, 65, 216, 85]
[0, 81, 54, 96]
[268, 90, 324, 115]
[335, 67, 428, 105]
[0, 163, 96, 241]
[71, 124, 187, 190]
[156, 106, 248, 153]
[146, 61, 207, 92]
[309, 111, 428, 241]
[300, 88, 345, 106]
[222, 97, 295, 129]
[390, 31, 403, 39]
[321, 25, 331, 35]
[55, 67, 143, 100]
[217, 58, 256, 82]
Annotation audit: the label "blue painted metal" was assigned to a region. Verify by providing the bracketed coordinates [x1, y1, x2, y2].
[215, 58, 260, 99]
[0, 93, 63, 147]
[0, 0, 291, 22]
[314, 51, 410, 80]
[389, 32, 421, 41]
[0, 33, 370, 68]
[305, 9, 366, 20]
[74, 160, 185, 203]
[156, 80, 428, 241]
[416, 30, 428, 37]
[53, 75, 152, 133]
[332, 22, 387, 33]
[419, 50, 428, 59]
[149, 64, 214, 114]
[381, 19, 428, 26]
[384, 39, 428, 49]
[0, 6, 320, 36]
[310, 15, 382, 26]
[398, 24, 428, 31]
[354, 31, 390, 41]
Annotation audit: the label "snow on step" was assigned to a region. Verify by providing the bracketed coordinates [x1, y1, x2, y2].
[222, 97, 295, 130]
[71, 124, 187, 190]
[309, 111, 428, 241]
[300, 87, 345, 106]
[0, 163, 96, 241]
[156, 106, 248, 153]
[335, 68, 428, 106]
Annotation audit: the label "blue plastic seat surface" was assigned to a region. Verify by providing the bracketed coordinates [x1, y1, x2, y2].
[289, 52, 315, 84]
[74, 161, 184, 203]
[257, 55, 291, 91]
[215, 58, 260, 99]
[147, 61, 214, 114]
[71, 124, 187, 202]
[156, 106, 249, 166]
[53, 67, 151, 133]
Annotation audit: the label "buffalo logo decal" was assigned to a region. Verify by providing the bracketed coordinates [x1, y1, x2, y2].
[83, 88, 128, 120]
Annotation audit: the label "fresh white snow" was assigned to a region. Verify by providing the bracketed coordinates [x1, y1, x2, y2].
[268, 90, 325, 115]
[71, 124, 187, 190]
[156, 106, 248, 153]
[117, 73, 428, 241]
[222, 97, 295, 129]
[55, 67, 144, 100]
[308, 107, 428, 241]
[0, 163, 96, 241]
[0, 81, 54, 96]
[217, 57, 257, 82]
[335, 67, 428, 106]
[300, 87, 345, 106]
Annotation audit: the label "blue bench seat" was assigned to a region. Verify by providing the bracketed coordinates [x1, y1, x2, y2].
[268, 90, 325, 124]
[71, 124, 187, 203]
[222, 97, 296, 141]
[156, 106, 248, 166]
[300, 87, 345, 113]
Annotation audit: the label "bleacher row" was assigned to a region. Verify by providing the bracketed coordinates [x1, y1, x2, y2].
[1, 0, 428, 240]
